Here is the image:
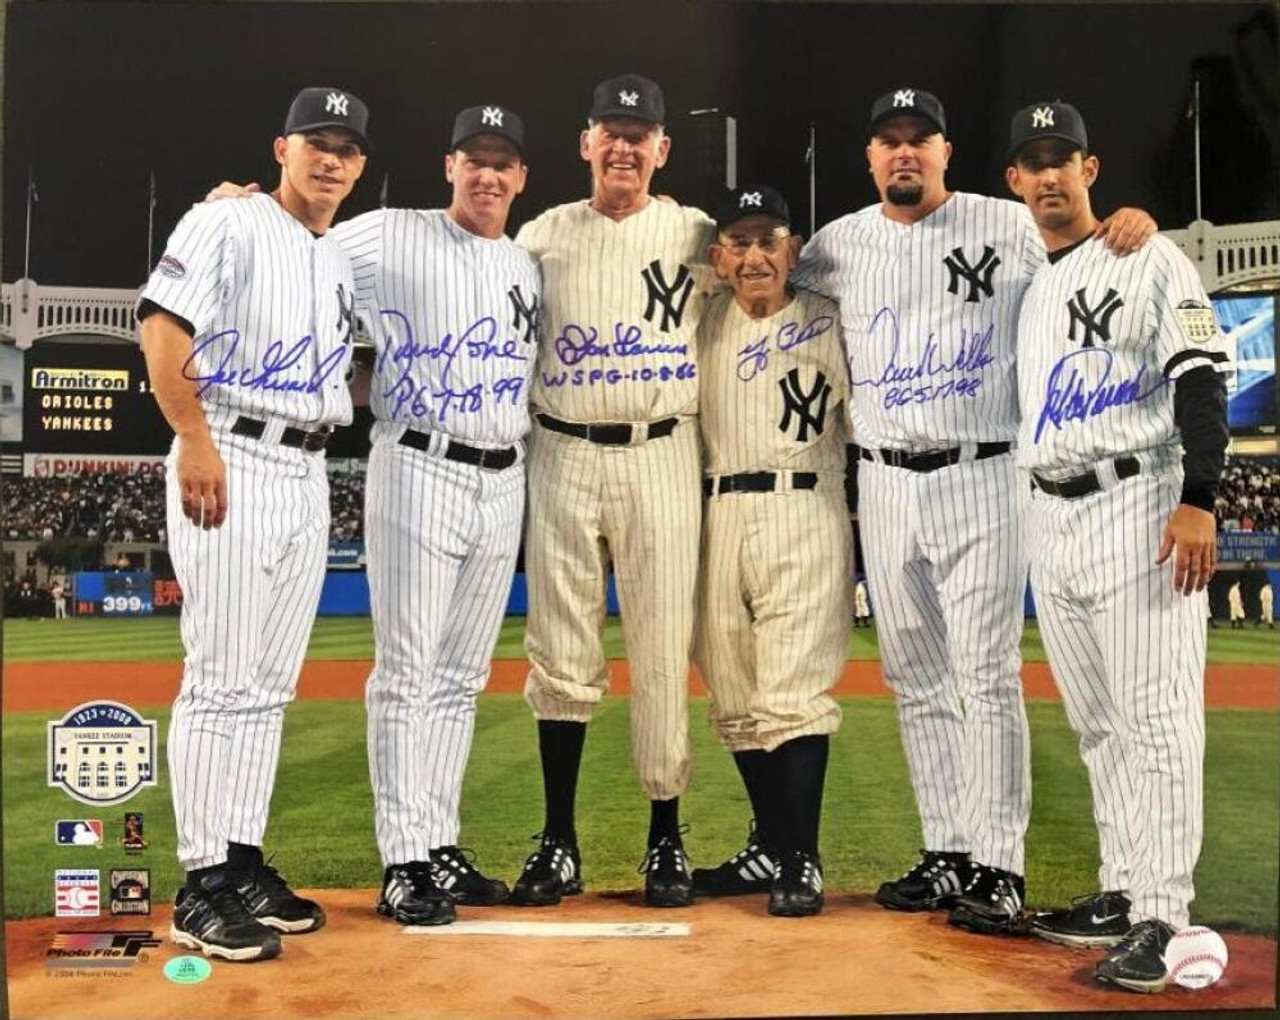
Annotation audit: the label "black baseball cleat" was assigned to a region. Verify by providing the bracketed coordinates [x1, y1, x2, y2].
[875, 850, 971, 911]
[228, 845, 325, 934]
[510, 834, 582, 907]
[1095, 919, 1176, 993]
[430, 845, 510, 906]
[1029, 890, 1132, 948]
[377, 862, 456, 926]
[948, 862, 1026, 935]
[691, 837, 776, 897]
[768, 851, 825, 917]
[170, 870, 282, 962]
[639, 836, 694, 908]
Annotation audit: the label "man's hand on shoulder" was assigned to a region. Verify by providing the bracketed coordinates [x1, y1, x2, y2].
[1093, 207, 1156, 256]
[205, 181, 262, 203]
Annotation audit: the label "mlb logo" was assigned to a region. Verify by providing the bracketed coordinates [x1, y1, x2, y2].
[55, 870, 100, 918]
[55, 820, 103, 847]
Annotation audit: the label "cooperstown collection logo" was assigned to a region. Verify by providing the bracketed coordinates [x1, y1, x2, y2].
[47, 701, 157, 806]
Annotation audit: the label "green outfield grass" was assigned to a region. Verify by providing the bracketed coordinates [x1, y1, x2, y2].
[4, 696, 1275, 931]
[5, 615, 1279, 664]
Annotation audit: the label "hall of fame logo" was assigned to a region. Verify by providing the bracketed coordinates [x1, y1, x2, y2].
[48, 701, 157, 806]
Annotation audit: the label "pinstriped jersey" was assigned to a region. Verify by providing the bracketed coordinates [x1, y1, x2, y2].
[516, 198, 718, 423]
[1015, 234, 1232, 473]
[333, 209, 541, 445]
[698, 289, 848, 475]
[139, 194, 356, 427]
[794, 192, 1044, 449]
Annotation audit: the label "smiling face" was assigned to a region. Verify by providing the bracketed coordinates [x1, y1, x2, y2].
[274, 128, 366, 222]
[1006, 138, 1098, 234]
[866, 115, 951, 211]
[580, 116, 670, 209]
[710, 214, 802, 318]
[445, 134, 527, 238]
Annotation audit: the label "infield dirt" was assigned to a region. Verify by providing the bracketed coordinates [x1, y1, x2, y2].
[6, 890, 1276, 1019]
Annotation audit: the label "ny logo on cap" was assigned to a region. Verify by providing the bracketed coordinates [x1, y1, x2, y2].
[482, 106, 504, 127]
[739, 191, 762, 208]
[619, 90, 639, 107]
[1032, 106, 1054, 128]
[326, 92, 349, 117]
[893, 89, 916, 108]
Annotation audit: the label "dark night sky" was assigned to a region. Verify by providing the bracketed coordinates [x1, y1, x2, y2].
[4, 1, 1278, 290]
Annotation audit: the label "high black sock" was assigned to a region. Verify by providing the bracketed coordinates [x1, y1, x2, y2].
[538, 720, 586, 844]
[648, 796, 680, 846]
[732, 749, 780, 850]
[775, 734, 830, 857]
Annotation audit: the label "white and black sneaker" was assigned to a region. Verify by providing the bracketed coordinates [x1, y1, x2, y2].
[691, 837, 776, 897]
[1095, 919, 1176, 993]
[874, 850, 971, 911]
[639, 836, 693, 908]
[430, 846, 510, 906]
[229, 845, 325, 934]
[948, 862, 1026, 935]
[768, 851, 824, 917]
[1029, 890, 1132, 948]
[510, 833, 582, 907]
[170, 869, 282, 962]
[377, 862, 456, 926]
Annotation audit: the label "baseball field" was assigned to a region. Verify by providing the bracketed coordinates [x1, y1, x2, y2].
[3, 615, 1277, 1017]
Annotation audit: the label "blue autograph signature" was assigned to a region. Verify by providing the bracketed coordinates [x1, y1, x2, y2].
[1034, 348, 1165, 443]
[375, 309, 527, 422]
[848, 306, 996, 409]
[736, 315, 835, 382]
[553, 322, 689, 367]
[182, 330, 349, 398]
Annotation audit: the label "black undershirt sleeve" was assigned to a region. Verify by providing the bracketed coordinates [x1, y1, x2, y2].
[136, 298, 195, 339]
[1173, 364, 1229, 511]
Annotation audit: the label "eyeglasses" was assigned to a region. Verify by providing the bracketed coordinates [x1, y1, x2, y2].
[718, 228, 792, 256]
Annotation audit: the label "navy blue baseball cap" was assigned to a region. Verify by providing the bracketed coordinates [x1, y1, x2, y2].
[590, 73, 665, 124]
[451, 104, 526, 154]
[715, 185, 792, 232]
[285, 86, 372, 153]
[867, 87, 946, 139]
[1007, 101, 1089, 162]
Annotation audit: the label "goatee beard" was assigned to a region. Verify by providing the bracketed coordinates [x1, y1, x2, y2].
[886, 183, 924, 206]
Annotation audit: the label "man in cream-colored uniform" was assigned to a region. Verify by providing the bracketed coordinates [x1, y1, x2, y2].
[689, 186, 851, 917]
[513, 73, 717, 908]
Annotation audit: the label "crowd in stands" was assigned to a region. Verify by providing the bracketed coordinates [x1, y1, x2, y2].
[1216, 456, 1280, 534]
[5, 455, 1275, 543]
[2, 463, 369, 544]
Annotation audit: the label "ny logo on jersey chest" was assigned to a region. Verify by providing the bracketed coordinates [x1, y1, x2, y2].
[778, 368, 832, 442]
[508, 284, 539, 345]
[335, 282, 356, 345]
[1067, 287, 1124, 346]
[641, 260, 695, 333]
[943, 245, 1001, 302]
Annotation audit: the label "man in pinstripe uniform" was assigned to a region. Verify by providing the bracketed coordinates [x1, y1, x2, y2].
[139, 86, 370, 961]
[793, 87, 1155, 935]
[689, 185, 851, 917]
[336, 104, 540, 926]
[512, 73, 717, 908]
[1006, 101, 1228, 992]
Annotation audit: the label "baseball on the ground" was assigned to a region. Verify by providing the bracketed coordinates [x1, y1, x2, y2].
[1163, 926, 1229, 989]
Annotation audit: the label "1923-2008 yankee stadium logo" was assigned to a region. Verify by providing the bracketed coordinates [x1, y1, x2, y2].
[48, 701, 157, 806]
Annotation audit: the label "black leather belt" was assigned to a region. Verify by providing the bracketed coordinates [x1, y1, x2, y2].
[859, 441, 1011, 473]
[1032, 456, 1141, 499]
[704, 471, 819, 497]
[230, 415, 331, 452]
[398, 429, 518, 470]
[536, 413, 678, 446]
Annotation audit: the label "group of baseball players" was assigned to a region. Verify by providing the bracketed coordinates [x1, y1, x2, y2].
[138, 73, 1229, 995]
